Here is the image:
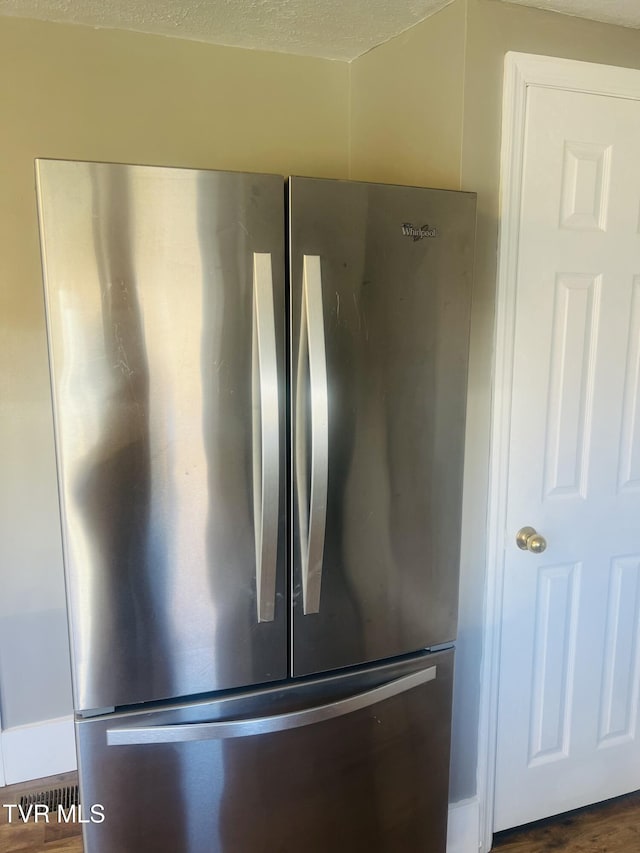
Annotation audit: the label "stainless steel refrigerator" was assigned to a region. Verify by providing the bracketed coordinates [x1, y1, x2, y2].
[35, 160, 476, 853]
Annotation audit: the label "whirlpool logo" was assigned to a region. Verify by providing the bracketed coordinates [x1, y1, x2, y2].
[401, 223, 438, 241]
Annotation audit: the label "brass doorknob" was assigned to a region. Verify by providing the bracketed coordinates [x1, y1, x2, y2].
[516, 526, 547, 553]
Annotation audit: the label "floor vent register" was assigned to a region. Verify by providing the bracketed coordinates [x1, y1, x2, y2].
[19, 784, 79, 813]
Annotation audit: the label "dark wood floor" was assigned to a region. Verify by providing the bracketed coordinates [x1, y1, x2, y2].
[2, 771, 639, 851]
[0, 772, 82, 852]
[493, 789, 640, 852]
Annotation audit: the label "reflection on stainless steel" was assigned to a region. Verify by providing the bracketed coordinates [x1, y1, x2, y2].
[251, 253, 280, 623]
[78, 651, 453, 853]
[295, 254, 329, 615]
[36, 161, 287, 712]
[290, 178, 476, 678]
[107, 665, 436, 743]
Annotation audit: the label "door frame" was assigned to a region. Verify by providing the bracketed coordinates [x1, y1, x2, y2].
[478, 52, 640, 852]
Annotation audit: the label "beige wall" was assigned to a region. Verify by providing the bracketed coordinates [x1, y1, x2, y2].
[455, 0, 640, 801]
[0, 15, 349, 729]
[349, 0, 466, 189]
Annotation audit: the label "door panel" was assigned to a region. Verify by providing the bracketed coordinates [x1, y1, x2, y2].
[289, 177, 476, 677]
[495, 86, 640, 830]
[77, 650, 453, 853]
[36, 161, 287, 711]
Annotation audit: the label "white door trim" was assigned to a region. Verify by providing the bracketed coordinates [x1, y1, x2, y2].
[478, 52, 640, 853]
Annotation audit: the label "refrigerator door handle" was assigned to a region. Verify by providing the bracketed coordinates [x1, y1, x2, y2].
[107, 665, 437, 745]
[252, 253, 280, 623]
[296, 254, 329, 615]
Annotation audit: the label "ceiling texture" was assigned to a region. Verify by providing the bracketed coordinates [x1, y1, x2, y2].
[0, 0, 453, 60]
[503, 0, 640, 31]
[0, 0, 638, 60]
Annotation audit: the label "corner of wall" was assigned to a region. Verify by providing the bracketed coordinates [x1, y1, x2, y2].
[347, 60, 353, 180]
[348, 1, 467, 188]
[459, 0, 470, 189]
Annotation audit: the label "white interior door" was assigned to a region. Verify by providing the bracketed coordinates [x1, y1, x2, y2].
[494, 82, 640, 832]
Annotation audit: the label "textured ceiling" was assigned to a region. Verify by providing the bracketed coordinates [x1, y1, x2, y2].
[501, 0, 640, 29]
[0, 0, 453, 61]
[1, 0, 638, 61]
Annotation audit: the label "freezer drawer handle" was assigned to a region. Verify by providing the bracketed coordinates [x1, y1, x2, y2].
[252, 253, 280, 622]
[296, 255, 329, 615]
[106, 665, 437, 745]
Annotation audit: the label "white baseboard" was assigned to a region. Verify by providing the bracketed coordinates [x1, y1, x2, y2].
[1, 715, 76, 785]
[448, 797, 480, 853]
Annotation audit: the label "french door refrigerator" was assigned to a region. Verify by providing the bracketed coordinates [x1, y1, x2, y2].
[35, 160, 476, 853]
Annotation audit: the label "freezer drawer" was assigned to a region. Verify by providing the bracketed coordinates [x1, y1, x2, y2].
[77, 650, 454, 853]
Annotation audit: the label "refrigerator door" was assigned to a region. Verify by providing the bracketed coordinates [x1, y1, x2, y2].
[290, 177, 476, 676]
[77, 650, 453, 853]
[36, 160, 287, 711]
